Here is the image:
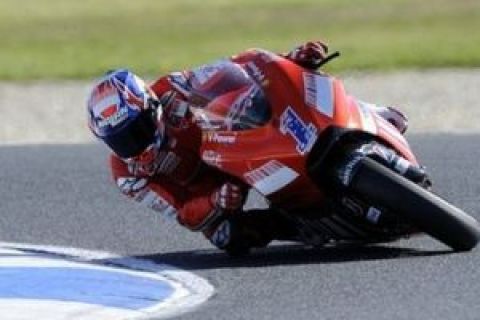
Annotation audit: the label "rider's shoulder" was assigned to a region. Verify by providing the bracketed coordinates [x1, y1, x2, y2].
[232, 48, 280, 64]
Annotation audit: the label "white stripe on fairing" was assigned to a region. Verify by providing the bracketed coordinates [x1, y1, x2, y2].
[0, 242, 214, 320]
[253, 166, 299, 196]
[314, 76, 334, 118]
[357, 101, 378, 134]
[304, 73, 334, 118]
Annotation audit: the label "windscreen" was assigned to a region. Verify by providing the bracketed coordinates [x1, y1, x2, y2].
[186, 60, 271, 131]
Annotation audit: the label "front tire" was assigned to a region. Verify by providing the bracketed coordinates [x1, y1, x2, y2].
[350, 157, 480, 251]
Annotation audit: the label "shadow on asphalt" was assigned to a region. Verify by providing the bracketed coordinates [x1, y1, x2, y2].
[130, 243, 452, 271]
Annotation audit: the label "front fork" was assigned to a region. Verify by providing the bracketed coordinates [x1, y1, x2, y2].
[332, 142, 432, 231]
[279, 142, 430, 245]
[336, 142, 431, 189]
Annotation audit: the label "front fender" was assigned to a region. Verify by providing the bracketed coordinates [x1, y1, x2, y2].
[306, 125, 418, 188]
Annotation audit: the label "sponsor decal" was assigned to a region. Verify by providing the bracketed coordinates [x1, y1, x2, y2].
[193, 114, 224, 131]
[202, 150, 223, 168]
[191, 59, 231, 86]
[303, 73, 334, 118]
[244, 160, 299, 195]
[340, 154, 363, 186]
[117, 177, 148, 194]
[245, 62, 268, 86]
[156, 151, 181, 175]
[209, 220, 231, 248]
[279, 106, 318, 155]
[90, 76, 145, 131]
[358, 143, 396, 167]
[225, 86, 258, 126]
[97, 104, 129, 128]
[127, 151, 181, 176]
[367, 143, 394, 161]
[366, 207, 382, 224]
[135, 190, 178, 220]
[89, 80, 125, 129]
[90, 74, 145, 112]
[203, 132, 236, 144]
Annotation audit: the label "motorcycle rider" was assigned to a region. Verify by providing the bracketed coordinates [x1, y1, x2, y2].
[87, 41, 408, 254]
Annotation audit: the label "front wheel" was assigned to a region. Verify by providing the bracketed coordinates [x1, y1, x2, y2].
[349, 157, 480, 251]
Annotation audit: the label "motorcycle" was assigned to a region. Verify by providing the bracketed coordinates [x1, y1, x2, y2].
[184, 50, 480, 254]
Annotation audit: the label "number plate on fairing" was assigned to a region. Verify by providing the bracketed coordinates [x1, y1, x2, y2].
[279, 106, 318, 155]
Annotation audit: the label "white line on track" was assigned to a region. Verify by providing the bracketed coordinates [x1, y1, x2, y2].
[0, 242, 214, 320]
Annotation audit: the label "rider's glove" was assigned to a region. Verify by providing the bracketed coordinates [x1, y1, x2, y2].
[286, 41, 329, 69]
[211, 183, 244, 212]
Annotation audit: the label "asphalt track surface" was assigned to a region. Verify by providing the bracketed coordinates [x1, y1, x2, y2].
[1, 134, 480, 320]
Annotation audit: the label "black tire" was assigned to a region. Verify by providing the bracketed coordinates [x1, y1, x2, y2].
[350, 157, 480, 251]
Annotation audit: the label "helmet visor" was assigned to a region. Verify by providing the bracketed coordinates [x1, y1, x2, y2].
[104, 110, 158, 158]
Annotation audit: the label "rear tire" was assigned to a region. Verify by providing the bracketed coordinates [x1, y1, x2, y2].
[350, 157, 480, 251]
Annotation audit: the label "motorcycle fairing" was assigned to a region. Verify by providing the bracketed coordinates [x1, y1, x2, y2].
[194, 53, 417, 208]
[307, 76, 417, 164]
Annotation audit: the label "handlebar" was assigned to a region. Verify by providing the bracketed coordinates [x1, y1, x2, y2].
[315, 51, 341, 69]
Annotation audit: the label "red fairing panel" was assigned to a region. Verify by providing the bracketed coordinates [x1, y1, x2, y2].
[307, 77, 417, 164]
[195, 54, 326, 208]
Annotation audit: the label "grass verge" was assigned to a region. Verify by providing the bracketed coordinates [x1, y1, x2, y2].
[0, 0, 479, 79]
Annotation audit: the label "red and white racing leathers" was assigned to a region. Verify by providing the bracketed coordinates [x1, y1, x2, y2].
[109, 47, 408, 250]
[110, 100, 230, 232]
[110, 50, 272, 245]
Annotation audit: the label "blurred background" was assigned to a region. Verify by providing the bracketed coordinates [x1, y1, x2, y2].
[0, 0, 479, 80]
[0, 0, 479, 144]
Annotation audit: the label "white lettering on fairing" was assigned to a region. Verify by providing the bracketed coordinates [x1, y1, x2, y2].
[202, 150, 222, 168]
[137, 190, 177, 220]
[191, 60, 231, 86]
[204, 132, 236, 144]
[303, 73, 334, 118]
[246, 62, 266, 84]
[117, 177, 148, 194]
[156, 152, 181, 175]
[244, 160, 299, 195]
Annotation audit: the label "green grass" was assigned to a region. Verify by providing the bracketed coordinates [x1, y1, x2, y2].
[0, 0, 479, 80]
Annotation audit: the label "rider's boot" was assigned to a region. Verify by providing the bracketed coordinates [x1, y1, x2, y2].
[205, 209, 294, 256]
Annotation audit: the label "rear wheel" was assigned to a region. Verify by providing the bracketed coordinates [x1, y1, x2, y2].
[349, 157, 480, 251]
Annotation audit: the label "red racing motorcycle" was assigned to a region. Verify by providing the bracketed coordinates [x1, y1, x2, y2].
[186, 50, 480, 252]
